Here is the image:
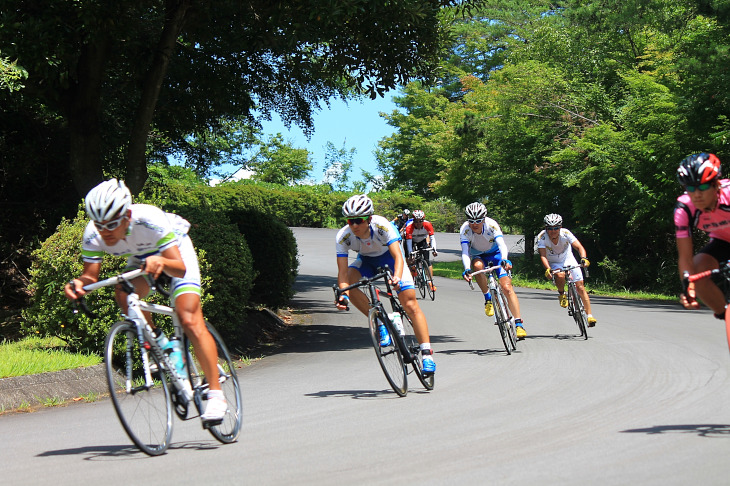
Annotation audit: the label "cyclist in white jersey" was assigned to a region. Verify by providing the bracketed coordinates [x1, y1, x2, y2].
[537, 213, 597, 326]
[335, 195, 435, 374]
[63, 179, 227, 423]
[459, 202, 527, 339]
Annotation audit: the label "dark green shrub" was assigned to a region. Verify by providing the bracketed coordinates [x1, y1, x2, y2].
[228, 209, 298, 309]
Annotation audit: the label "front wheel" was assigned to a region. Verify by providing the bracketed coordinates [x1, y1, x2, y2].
[569, 285, 588, 340]
[368, 307, 407, 396]
[492, 293, 512, 355]
[105, 321, 172, 456]
[186, 321, 243, 443]
[425, 268, 435, 301]
[416, 261, 427, 299]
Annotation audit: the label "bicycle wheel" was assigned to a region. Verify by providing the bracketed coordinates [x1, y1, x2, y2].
[186, 322, 243, 443]
[368, 307, 407, 396]
[492, 291, 512, 355]
[425, 269, 435, 301]
[398, 309, 434, 390]
[416, 261, 427, 299]
[569, 285, 588, 339]
[105, 320, 172, 456]
[497, 287, 517, 350]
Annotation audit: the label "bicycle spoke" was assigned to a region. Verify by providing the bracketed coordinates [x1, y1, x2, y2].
[368, 308, 407, 396]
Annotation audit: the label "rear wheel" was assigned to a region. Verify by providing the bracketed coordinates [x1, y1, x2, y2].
[186, 321, 243, 443]
[105, 321, 172, 456]
[368, 307, 407, 396]
[399, 309, 434, 390]
[569, 285, 588, 339]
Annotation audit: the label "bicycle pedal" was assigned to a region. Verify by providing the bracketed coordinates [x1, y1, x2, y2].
[201, 418, 223, 429]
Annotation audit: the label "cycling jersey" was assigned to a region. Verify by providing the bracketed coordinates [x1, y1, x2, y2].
[460, 218, 510, 278]
[82, 204, 200, 300]
[404, 220, 437, 256]
[335, 215, 414, 291]
[537, 228, 582, 282]
[674, 180, 730, 242]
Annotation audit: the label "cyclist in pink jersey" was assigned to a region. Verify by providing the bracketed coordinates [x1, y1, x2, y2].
[674, 153, 730, 317]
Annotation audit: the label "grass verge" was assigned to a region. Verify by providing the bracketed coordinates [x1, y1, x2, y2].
[432, 261, 675, 301]
[0, 336, 102, 379]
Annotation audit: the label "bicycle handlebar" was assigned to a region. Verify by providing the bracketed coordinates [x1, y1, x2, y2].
[333, 266, 395, 309]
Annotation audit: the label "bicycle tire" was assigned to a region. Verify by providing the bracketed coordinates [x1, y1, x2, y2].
[416, 261, 427, 299]
[569, 284, 588, 339]
[425, 268, 435, 301]
[105, 320, 172, 456]
[725, 307, 730, 354]
[492, 292, 512, 355]
[399, 309, 434, 390]
[186, 321, 243, 443]
[497, 287, 517, 350]
[368, 307, 407, 396]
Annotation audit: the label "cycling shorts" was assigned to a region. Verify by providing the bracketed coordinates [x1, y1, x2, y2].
[547, 252, 583, 283]
[471, 251, 509, 279]
[699, 238, 730, 264]
[350, 252, 415, 293]
[126, 234, 202, 303]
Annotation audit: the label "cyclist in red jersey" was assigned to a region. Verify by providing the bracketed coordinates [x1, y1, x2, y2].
[674, 153, 730, 317]
[404, 210, 438, 292]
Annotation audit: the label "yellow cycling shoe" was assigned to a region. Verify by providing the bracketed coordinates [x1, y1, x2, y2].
[484, 301, 494, 317]
[515, 324, 527, 339]
[559, 293, 568, 308]
[587, 316, 597, 327]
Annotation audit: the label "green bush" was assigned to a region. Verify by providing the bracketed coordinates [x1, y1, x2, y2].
[228, 209, 299, 309]
[22, 210, 127, 353]
[22, 209, 216, 354]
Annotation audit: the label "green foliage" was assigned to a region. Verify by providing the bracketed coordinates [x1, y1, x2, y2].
[249, 133, 313, 185]
[21, 210, 127, 353]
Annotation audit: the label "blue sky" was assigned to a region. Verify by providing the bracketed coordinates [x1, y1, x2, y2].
[233, 94, 400, 183]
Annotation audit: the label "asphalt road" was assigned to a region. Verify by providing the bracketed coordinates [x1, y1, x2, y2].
[1, 227, 729, 485]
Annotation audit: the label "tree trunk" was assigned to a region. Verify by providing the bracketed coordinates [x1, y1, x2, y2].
[125, 0, 192, 194]
[66, 39, 110, 197]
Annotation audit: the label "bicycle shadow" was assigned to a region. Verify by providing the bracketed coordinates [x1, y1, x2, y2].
[621, 424, 730, 438]
[304, 389, 431, 399]
[37, 440, 221, 460]
[436, 347, 518, 357]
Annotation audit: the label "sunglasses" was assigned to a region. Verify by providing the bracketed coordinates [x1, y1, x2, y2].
[546, 226, 561, 231]
[468, 219, 483, 224]
[94, 215, 127, 232]
[686, 183, 712, 192]
[347, 218, 366, 226]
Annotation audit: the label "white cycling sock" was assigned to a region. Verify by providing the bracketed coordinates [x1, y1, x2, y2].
[208, 389, 224, 400]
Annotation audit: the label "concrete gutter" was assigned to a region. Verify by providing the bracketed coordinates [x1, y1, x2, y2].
[0, 364, 108, 411]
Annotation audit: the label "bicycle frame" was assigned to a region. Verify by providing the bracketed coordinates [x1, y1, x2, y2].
[684, 261, 730, 353]
[81, 269, 191, 401]
[469, 265, 517, 354]
[552, 264, 588, 339]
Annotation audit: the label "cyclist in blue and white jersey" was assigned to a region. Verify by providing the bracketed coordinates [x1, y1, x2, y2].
[63, 179, 227, 423]
[335, 195, 435, 374]
[459, 202, 527, 339]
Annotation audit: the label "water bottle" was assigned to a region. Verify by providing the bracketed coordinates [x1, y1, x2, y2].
[390, 312, 405, 336]
[167, 337, 186, 378]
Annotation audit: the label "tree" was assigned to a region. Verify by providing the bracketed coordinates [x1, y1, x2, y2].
[0, 0, 473, 196]
[322, 141, 356, 192]
[249, 134, 313, 185]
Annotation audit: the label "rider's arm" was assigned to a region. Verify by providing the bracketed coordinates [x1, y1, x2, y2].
[65, 261, 102, 300]
[496, 236, 509, 261]
[336, 256, 350, 291]
[571, 239, 587, 260]
[461, 241, 472, 270]
[676, 236, 695, 277]
[388, 241, 405, 284]
[144, 245, 186, 279]
[406, 238, 413, 256]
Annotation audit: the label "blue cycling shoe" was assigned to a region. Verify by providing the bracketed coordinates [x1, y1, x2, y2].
[378, 324, 392, 347]
[422, 354, 436, 375]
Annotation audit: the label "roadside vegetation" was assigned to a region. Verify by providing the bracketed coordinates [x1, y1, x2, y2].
[0, 337, 101, 379]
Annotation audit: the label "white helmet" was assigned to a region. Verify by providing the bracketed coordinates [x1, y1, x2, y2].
[85, 179, 132, 222]
[413, 210, 425, 220]
[465, 202, 487, 220]
[544, 213, 562, 226]
[342, 194, 374, 218]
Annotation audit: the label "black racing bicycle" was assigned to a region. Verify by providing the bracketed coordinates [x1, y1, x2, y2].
[334, 267, 434, 396]
[412, 246, 436, 301]
[552, 264, 589, 340]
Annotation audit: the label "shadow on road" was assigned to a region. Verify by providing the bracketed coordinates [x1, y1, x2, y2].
[37, 441, 222, 460]
[304, 389, 430, 399]
[621, 424, 730, 438]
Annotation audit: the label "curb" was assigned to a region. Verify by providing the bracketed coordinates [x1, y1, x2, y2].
[0, 364, 108, 411]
